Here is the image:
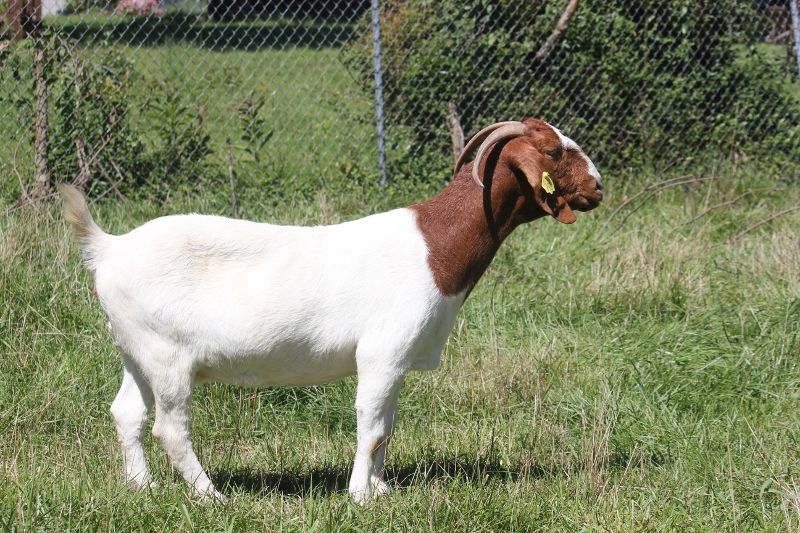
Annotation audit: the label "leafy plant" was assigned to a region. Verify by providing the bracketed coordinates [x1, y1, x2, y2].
[234, 92, 274, 165]
[47, 34, 147, 197]
[62, 0, 115, 15]
[1, 32, 214, 202]
[143, 80, 212, 198]
[346, 0, 800, 180]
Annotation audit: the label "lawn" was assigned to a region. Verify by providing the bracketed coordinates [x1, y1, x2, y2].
[2, 10, 800, 531]
[1, 164, 799, 530]
[0, 13, 376, 203]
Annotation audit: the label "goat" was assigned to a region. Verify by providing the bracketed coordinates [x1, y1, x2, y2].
[60, 118, 603, 503]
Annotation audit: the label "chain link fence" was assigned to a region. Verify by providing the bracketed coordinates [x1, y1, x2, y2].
[365, 0, 800, 180]
[1, 0, 798, 205]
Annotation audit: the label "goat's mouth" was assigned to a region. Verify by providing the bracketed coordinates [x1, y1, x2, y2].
[570, 191, 602, 211]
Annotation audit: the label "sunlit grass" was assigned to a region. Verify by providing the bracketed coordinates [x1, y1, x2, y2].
[2, 165, 799, 530]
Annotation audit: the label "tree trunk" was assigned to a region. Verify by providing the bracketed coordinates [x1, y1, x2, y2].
[5, 0, 42, 40]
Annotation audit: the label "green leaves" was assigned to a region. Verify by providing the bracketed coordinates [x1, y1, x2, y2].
[347, 0, 800, 182]
[143, 79, 212, 198]
[234, 92, 274, 165]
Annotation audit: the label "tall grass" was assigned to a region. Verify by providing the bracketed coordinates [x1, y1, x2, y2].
[1, 166, 799, 530]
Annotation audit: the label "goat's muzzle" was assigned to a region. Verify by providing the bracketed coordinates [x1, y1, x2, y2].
[570, 180, 603, 212]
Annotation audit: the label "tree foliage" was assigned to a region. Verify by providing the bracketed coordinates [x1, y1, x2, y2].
[347, 0, 800, 176]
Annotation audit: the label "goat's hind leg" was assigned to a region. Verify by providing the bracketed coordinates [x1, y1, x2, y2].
[150, 365, 223, 501]
[110, 363, 155, 490]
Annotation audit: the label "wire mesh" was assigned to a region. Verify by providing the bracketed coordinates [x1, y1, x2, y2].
[0, 0, 798, 203]
[1, 0, 374, 203]
[372, 0, 800, 176]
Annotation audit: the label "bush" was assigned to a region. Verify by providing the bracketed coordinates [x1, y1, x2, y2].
[346, 0, 800, 179]
[0, 31, 213, 202]
[47, 37, 149, 198]
[141, 80, 212, 199]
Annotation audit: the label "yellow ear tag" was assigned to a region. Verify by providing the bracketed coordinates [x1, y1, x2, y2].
[541, 171, 555, 194]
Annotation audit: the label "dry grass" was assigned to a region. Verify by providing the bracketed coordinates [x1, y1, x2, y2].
[1, 169, 800, 530]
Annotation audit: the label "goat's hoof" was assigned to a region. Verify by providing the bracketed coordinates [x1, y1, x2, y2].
[371, 478, 390, 497]
[127, 476, 156, 492]
[204, 490, 227, 503]
[349, 481, 390, 505]
[190, 486, 227, 503]
[349, 489, 371, 506]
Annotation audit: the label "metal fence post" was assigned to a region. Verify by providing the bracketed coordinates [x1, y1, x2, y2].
[370, 0, 388, 187]
[791, 0, 800, 75]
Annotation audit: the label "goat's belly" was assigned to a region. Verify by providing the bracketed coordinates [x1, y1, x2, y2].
[194, 345, 358, 387]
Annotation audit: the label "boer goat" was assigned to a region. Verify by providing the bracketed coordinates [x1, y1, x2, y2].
[61, 118, 602, 503]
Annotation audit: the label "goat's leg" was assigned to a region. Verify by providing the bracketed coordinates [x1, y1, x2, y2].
[368, 400, 399, 496]
[348, 369, 404, 504]
[110, 363, 154, 490]
[150, 375, 222, 501]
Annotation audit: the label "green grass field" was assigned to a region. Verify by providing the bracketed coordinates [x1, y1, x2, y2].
[2, 165, 800, 530]
[0, 14, 376, 203]
[2, 11, 800, 530]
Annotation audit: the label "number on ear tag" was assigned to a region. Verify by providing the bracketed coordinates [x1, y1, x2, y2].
[541, 171, 555, 194]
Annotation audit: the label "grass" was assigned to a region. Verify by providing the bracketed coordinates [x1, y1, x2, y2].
[0, 14, 376, 203]
[2, 9, 800, 529]
[2, 165, 800, 530]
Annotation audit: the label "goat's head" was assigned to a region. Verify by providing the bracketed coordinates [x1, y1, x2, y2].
[454, 118, 603, 224]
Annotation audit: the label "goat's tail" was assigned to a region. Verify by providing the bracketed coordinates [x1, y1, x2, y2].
[58, 184, 109, 270]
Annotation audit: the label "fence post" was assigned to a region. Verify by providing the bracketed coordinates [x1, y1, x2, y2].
[32, 32, 51, 198]
[791, 0, 800, 75]
[370, 0, 388, 187]
[6, 0, 25, 40]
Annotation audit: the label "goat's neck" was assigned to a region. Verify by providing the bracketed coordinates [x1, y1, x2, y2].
[410, 169, 541, 297]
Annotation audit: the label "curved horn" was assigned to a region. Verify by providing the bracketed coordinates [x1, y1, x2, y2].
[453, 121, 522, 180]
[470, 122, 529, 188]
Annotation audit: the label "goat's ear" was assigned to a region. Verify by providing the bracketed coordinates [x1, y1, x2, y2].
[509, 149, 577, 225]
[545, 195, 577, 224]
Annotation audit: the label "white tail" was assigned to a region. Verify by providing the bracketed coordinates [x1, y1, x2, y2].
[58, 184, 109, 270]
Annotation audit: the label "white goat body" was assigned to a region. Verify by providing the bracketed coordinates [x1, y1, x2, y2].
[63, 186, 461, 502]
[94, 209, 461, 385]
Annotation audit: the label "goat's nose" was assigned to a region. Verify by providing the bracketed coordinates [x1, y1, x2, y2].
[595, 179, 603, 191]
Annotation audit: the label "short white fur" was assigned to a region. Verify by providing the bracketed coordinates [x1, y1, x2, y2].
[546, 122, 602, 186]
[60, 185, 463, 504]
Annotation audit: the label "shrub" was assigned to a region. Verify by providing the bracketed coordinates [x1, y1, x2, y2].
[47, 36, 149, 198]
[346, 0, 800, 179]
[62, 0, 116, 15]
[0, 31, 213, 202]
[141, 80, 212, 199]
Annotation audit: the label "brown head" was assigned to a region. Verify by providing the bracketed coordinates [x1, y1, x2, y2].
[454, 118, 603, 224]
[412, 118, 602, 296]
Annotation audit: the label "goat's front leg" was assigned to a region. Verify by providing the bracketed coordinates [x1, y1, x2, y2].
[348, 367, 404, 504]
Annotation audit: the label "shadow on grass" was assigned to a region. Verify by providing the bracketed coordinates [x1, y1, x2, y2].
[48, 13, 359, 51]
[213, 455, 529, 497]
[212, 451, 658, 497]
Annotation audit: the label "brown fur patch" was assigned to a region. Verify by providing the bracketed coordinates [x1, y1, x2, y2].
[410, 118, 601, 297]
